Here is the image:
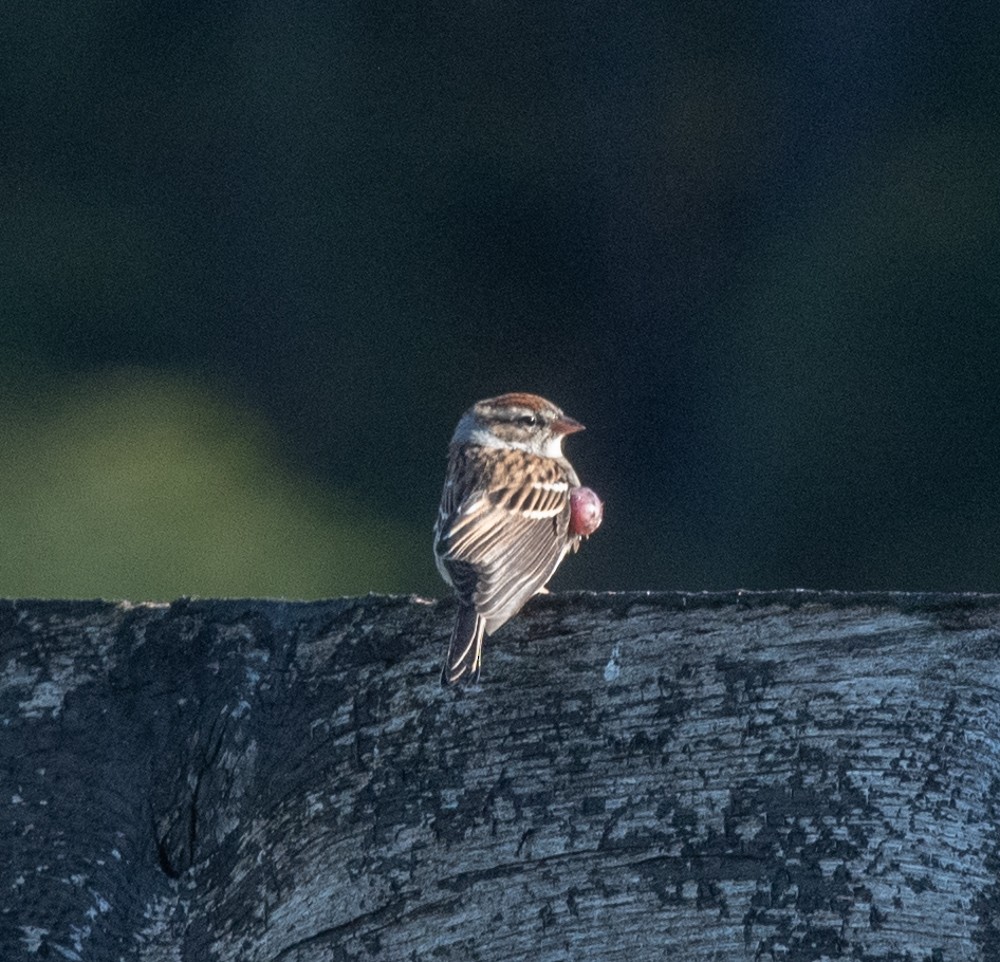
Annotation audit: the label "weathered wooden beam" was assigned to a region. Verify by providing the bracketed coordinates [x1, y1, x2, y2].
[2, 592, 999, 960]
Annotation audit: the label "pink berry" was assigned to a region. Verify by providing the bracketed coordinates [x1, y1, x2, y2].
[569, 486, 603, 538]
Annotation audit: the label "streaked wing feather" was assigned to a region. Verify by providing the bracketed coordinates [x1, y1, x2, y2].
[436, 447, 577, 632]
[442, 558, 479, 600]
[440, 496, 570, 632]
[476, 520, 563, 620]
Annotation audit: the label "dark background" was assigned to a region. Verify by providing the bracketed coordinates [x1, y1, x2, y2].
[3, 1, 999, 600]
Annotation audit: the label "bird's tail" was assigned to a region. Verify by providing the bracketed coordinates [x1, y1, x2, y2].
[441, 603, 486, 685]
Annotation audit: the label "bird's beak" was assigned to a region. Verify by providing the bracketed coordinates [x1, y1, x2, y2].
[552, 415, 585, 436]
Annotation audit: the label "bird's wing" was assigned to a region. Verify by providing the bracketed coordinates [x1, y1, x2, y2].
[436, 457, 573, 633]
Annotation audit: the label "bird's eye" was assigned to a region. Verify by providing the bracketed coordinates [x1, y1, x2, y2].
[516, 414, 539, 426]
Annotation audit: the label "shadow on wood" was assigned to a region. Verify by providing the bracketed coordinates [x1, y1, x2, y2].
[2, 592, 1000, 960]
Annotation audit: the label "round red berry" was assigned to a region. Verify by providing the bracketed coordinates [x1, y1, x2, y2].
[569, 486, 603, 537]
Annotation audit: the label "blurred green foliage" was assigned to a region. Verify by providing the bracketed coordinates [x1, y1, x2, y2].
[3, 1, 1000, 597]
[0, 370, 427, 599]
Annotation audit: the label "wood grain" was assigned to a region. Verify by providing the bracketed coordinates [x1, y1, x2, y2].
[2, 592, 999, 960]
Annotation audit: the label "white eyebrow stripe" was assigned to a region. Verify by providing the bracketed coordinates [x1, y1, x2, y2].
[532, 481, 569, 492]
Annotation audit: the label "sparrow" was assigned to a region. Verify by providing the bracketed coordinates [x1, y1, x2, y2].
[433, 392, 596, 685]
